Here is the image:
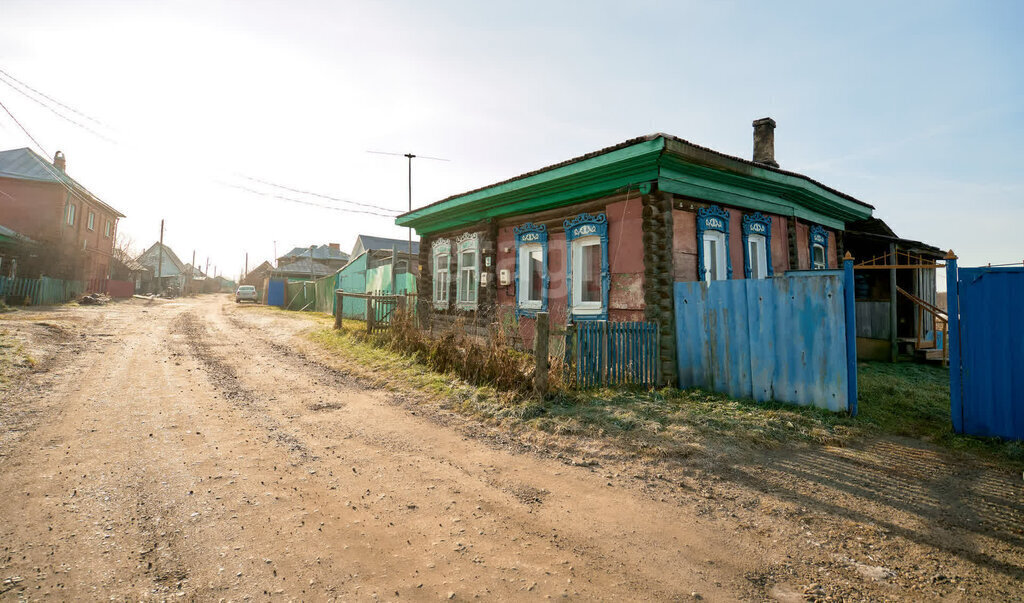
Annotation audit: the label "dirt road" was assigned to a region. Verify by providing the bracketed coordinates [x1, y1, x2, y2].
[1, 296, 1021, 601]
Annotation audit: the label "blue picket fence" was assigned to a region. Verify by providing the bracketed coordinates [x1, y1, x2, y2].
[571, 321, 659, 388]
[0, 276, 84, 305]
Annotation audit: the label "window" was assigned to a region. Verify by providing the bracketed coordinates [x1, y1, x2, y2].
[431, 238, 451, 309]
[741, 212, 773, 279]
[104, 220, 112, 237]
[513, 223, 548, 316]
[455, 232, 480, 310]
[66, 203, 76, 226]
[564, 212, 609, 321]
[697, 205, 732, 282]
[87, 211, 95, 231]
[809, 225, 829, 270]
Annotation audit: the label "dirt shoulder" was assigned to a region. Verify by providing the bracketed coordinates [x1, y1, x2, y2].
[0, 296, 1021, 601]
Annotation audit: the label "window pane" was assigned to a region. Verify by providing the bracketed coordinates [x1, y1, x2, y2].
[582, 243, 601, 302]
[528, 248, 542, 302]
[750, 241, 761, 279]
[707, 239, 719, 281]
[813, 245, 825, 269]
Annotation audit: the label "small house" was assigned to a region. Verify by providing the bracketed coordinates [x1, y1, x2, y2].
[397, 120, 882, 383]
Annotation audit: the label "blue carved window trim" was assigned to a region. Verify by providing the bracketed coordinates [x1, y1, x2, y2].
[513, 223, 548, 318]
[741, 212, 773, 279]
[809, 224, 829, 270]
[564, 212, 609, 322]
[696, 205, 732, 282]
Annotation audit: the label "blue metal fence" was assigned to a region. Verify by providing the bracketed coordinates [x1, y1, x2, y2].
[673, 267, 856, 412]
[946, 260, 1024, 440]
[572, 321, 659, 388]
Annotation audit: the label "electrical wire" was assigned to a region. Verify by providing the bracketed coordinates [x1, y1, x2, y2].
[0, 72, 116, 143]
[241, 175, 399, 214]
[0, 97, 48, 156]
[223, 183, 399, 218]
[0, 67, 108, 127]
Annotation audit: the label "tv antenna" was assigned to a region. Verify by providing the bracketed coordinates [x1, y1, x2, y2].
[367, 150, 450, 268]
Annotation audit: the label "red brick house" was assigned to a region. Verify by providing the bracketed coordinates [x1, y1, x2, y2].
[0, 147, 125, 283]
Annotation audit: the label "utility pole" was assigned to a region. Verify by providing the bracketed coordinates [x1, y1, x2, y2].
[273, 241, 277, 267]
[309, 245, 315, 282]
[245, 252, 248, 279]
[205, 257, 210, 278]
[367, 150, 450, 271]
[156, 219, 164, 293]
[191, 249, 196, 295]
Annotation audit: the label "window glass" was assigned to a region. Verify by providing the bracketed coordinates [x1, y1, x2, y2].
[433, 253, 449, 304]
[459, 250, 477, 303]
[66, 204, 76, 225]
[813, 244, 826, 270]
[581, 241, 601, 302]
[105, 220, 111, 237]
[527, 247, 542, 302]
[748, 234, 767, 279]
[88, 212, 95, 230]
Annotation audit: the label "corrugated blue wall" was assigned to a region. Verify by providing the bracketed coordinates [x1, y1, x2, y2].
[956, 267, 1024, 440]
[674, 271, 850, 411]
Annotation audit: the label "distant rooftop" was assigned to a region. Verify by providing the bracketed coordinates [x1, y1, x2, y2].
[0, 147, 125, 218]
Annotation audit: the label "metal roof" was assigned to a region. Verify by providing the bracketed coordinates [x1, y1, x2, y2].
[278, 244, 349, 262]
[0, 147, 126, 218]
[137, 242, 187, 276]
[271, 257, 335, 277]
[354, 235, 420, 255]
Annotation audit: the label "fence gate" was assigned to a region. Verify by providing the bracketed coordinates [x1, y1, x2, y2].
[947, 262, 1024, 440]
[570, 321, 659, 388]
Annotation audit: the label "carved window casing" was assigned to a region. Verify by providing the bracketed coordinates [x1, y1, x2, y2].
[455, 232, 480, 310]
[697, 206, 732, 282]
[513, 223, 548, 317]
[564, 213, 609, 321]
[742, 212, 773, 279]
[432, 238, 451, 310]
[809, 225, 828, 270]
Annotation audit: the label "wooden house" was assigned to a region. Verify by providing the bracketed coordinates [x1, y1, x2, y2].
[396, 120, 876, 383]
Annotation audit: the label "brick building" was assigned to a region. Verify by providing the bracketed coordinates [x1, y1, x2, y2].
[0, 147, 125, 283]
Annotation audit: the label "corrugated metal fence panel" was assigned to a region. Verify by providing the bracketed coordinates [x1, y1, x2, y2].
[674, 271, 849, 411]
[0, 276, 83, 305]
[957, 267, 1024, 440]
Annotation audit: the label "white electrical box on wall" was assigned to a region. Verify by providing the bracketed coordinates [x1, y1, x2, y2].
[499, 269, 510, 286]
[480, 272, 490, 287]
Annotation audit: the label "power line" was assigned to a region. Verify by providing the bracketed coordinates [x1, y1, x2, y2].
[223, 182, 399, 218]
[0, 67, 109, 127]
[0, 72, 116, 143]
[241, 175, 399, 213]
[0, 97, 48, 156]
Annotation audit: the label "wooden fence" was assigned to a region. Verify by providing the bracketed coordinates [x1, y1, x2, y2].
[568, 321, 660, 388]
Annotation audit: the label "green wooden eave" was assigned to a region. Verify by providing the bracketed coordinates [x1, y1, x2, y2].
[397, 135, 873, 235]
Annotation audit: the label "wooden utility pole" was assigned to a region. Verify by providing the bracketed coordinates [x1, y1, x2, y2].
[190, 249, 196, 295]
[156, 219, 164, 292]
[244, 252, 248, 279]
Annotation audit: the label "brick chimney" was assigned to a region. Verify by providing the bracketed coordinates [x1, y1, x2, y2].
[329, 243, 340, 251]
[752, 118, 778, 168]
[53, 150, 66, 172]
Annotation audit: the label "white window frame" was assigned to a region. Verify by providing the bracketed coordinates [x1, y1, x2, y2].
[87, 211, 95, 231]
[812, 243, 827, 270]
[747, 233, 768, 280]
[571, 236, 603, 315]
[455, 233, 480, 310]
[518, 242, 543, 310]
[104, 220, 112, 237]
[701, 230, 728, 282]
[432, 238, 451, 309]
[66, 203, 76, 226]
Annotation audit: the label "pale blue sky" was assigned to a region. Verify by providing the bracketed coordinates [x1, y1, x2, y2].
[1, 1, 1021, 277]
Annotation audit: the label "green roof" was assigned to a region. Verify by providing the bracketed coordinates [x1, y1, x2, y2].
[396, 133, 873, 234]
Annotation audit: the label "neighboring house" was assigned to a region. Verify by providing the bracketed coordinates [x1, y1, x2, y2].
[844, 218, 945, 361]
[137, 242, 188, 293]
[110, 248, 150, 292]
[397, 120, 879, 376]
[0, 148, 125, 284]
[270, 257, 335, 281]
[336, 244, 418, 319]
[241, 260, 273, 287]
[350, 235, 419, 260]
[277, 243, 349, 272]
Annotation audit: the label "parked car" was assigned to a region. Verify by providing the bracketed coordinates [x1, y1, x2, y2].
[235, 285, 258, 303]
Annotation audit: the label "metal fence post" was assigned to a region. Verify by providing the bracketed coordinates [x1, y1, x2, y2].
[945, 250, 962, 433]
[843, 253, 858, 416]
[535, 312, 550, 396]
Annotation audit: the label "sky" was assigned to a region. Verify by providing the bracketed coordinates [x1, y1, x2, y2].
[1, 0, 1021, 280]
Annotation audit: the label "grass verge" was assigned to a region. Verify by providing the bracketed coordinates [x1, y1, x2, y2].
[299, 316, 1023, 468]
